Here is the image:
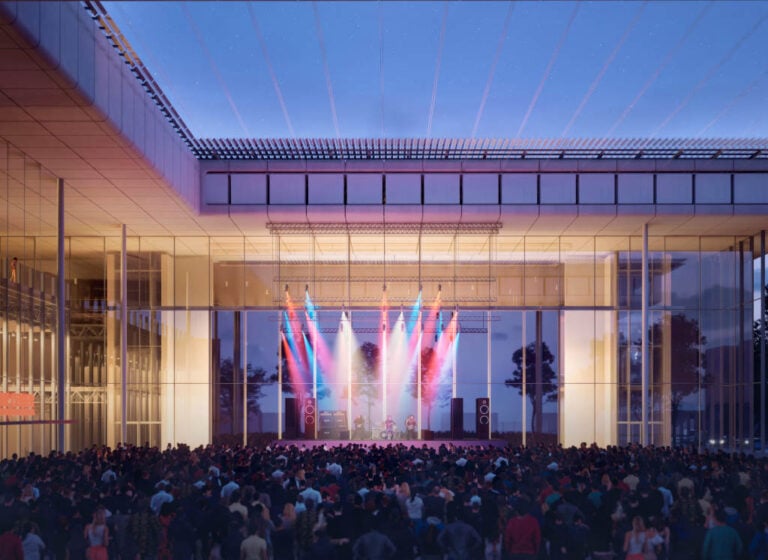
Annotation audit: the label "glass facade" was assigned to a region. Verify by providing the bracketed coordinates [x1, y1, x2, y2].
[1, 139, 766, 455]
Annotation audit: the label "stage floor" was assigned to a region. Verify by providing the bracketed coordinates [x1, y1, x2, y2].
[274, 439, 508, 449]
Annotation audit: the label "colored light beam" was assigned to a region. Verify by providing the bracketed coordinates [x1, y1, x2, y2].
[281, 333, 305, 393]
[424, 314, 458, 409]
[304, 295, 335, 388]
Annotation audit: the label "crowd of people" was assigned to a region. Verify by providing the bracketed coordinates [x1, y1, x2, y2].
[1, 439, 768, 559]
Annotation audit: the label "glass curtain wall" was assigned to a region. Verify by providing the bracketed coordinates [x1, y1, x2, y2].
[0, 137, 761, 454]
[0, 141, 60, 457]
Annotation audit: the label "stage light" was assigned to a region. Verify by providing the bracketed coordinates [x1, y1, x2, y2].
[305, 284, 309, 293]
[419, 284, 423, 292]
[382, 322, 387, 332]
[438, 283, 442, 292]
[401, 322, 405, 332]
[383, 283, 387, 292]
[284, 284, 289, 293]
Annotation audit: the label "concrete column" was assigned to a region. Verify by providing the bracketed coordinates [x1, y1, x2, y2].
[57, 178, 66, 452]
[121, 225, 127, 444]
[641, 223, 649, 445]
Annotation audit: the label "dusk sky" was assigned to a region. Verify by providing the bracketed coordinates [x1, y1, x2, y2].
[105, 1, 768, 140]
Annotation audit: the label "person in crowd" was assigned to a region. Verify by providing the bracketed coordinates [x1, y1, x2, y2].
[622, 516, 649, 560]
[21, 521, 46, 560]
[503, 498, 541, 560]
[240, 519, 268, 560]
[437, 508, 483, 559]
[0, 521, 23, 560]
[84, 507, 110, 560]
[702, 507, 743, 560]
[8, 438, 768, 559]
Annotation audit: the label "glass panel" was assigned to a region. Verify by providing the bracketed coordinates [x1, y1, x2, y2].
[140, 237, 174, 308]
[491, 311, 523, 443]
[173, 310, 210, 447]
[495, 237, 524, 307]
[421, 234, 455, 303]
[524, 311, 559, 445]
[696, 173, 730, 204]
[245, 236, 276, 307]
[734, 173, 768, 204]
[212, 310, 241, 444]
[350, 310, 384, 438]
[463, 173, 498, 204]
[385, 174, 421, 204]
[525, 237, 560, 307]
[618, 174, 653, 203]
[540, 174, 575, 204]
[562, 237, 595, 307]
[384, 235, 419, 304]
[501, 174, 537, 204]
[456, 235, 491, 304]
[455, 310, 487, 437]
[231, 173, 267, 205]
[347, 174, 382, 204]
[419, 306, 453, 437]
[174, 237, 210, 308]
[270, 174, 305, 204]
[657, 173, 692, 204]
[579, 173, 614, 204]
[666, 238, 700, 308]
[308, 174, 343, 204]
[313, 235, 348, 305]
[245, 311, 279, 439]
[701, 238, 737, 310]
[424, 173, 460, 204]
[595, 237, 625, 307]
[350, 235, 384, 305]
[212, 237, 245, 307]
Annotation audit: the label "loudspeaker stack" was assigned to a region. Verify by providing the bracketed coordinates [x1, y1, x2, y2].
[285, 397, 299, 439]
[476, 397, 490, 439]
[450, 397, 464, 439]
[303, 397, 316, 439]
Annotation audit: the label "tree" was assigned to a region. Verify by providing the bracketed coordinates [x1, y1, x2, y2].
[407, 346, 451, 431]
[505, 341, 558, 438]
[217, 358, 274, 432]
[754, 286, 767, 439]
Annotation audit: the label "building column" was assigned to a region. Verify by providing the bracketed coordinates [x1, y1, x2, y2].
[761, 231, 766, 452]
[120, 225, 127, 445]
[641, 223, 649, 446]
[278, 311, 283, 440]
[57, 178, 66, 451]
[486, 309, 491, 438]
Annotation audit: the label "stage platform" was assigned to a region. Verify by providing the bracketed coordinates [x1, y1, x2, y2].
[273, 439, 508, 450]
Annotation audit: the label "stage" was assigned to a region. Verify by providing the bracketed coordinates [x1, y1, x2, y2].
[273, 439, 509, 450]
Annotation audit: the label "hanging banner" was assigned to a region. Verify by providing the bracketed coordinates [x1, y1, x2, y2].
[0, 392, 36, 416]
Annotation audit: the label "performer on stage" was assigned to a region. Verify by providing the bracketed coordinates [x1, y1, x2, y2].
[383, 415, 396, 440]
[353, 414, 366, 439]
[405, 414, 417, 440]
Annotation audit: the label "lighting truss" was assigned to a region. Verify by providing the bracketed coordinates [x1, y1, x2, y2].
[268, 222, 502, 235]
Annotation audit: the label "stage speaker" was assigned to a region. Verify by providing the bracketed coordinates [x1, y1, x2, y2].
[339, 430, 350, 440]
[285, 398, 299, 439]
[476, 397, 490, 439]
[303, 397, 316, 439]
[422, 429, 434, 441]
[450, 397, 464, 439]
